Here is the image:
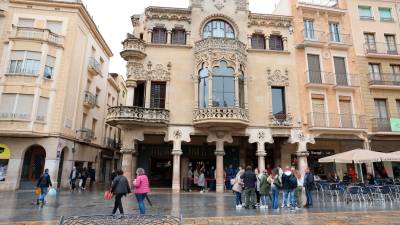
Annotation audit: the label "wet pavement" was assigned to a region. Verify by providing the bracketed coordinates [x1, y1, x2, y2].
[0, 188, 400, 224]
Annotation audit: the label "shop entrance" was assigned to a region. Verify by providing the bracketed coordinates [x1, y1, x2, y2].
[20, 145, 46, 189]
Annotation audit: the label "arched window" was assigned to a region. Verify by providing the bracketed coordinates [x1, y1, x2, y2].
[251, 34, 265, 49]
[198, 63, 209, 108]
[203, 20, 235, 39]
[212, 61, 235, 107]
[239, 66, 245, 108]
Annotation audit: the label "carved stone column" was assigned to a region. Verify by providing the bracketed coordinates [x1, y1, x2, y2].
[234, 76, 239, 107]
[126, 80, 137, 107]
[185, 31, 191, 45]
[363, 135, 374, 175]
[289, 129, 315, 176]
[167, 30, 172, 44]
[165, 126, 194, 193]
[208, 73, 213, 107]
[121, 147, 135, 185]
[145, 79, 151, 108]
[120, 128, 144, 184]
[248, 35, 252, 48]
[265, 37, 270, 50]
[247, 128, 274, 172]
[147, 29, 153, 42]
[283, 37, 288, 51]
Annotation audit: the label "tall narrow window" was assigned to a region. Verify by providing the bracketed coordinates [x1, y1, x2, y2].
[396, 100, 400, 116]
[374, 99, 388, 119]
[92, 118, 97, 137]
[239, 66, 245, 108]
[269, 35, 284, 51]
[152, 28, 167, 44]
[198, 64, 209, 108]
[311, 96, 326, 127]
[339, 97, 353, 128]
[391, 65, 400, 83]
[150, 82, 166, 108]
[212, 61, 235, 107]
[364, 33, 376, 52]
[271, 87, 286, 120]
[44, 55, 56, 79]
[134, 82, 146, 107]
[329, 22, 340, 42]
[203, 20, 235, 39]
[95, 88, 100, 106]
[82, 113, 87, 129]
[385, 34, 397, 54]
[36, 97, 49, 122]
[369, 63, 381, 81]
[307, 54, 322, 83]
[171, 28, 186, 45]
[304, 19, 315, 40]
[333, 56, 348, 86]
[251, 34, 265, 49]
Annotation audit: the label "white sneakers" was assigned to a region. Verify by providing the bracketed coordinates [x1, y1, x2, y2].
[235, 204, 243, 209]
[259, 205, 268, 209]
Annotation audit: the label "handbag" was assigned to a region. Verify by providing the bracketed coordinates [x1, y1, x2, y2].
[104, 190, 113, 200]
[34, 187, 41, 196]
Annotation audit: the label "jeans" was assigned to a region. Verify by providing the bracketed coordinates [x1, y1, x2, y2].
[38, 187, 48, 202]
[113, 193, 124, 214]
[255, 191, 260, 204]
[244, 188, 256, 207]
[283, 189, 295, 208]
[260, 195, 268, 206]
[235, 191, 242, 205]
[135, 194, 146, 215]
[295, 187, 302, 207]
[271, 186, 279, 209]
[305, 188, 313, 206]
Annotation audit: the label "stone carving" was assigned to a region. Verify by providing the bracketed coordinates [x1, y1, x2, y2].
[121, 36, 146, 60]
[269, 112, 294, 127]
[106, 106, 170, 125]
[213, 0, 226, 10]
[127, 61, 171, 81]
[193, 107, 249, 123]
[289, 128, 315, 152]
[267, 68, 289, 86]
[131, 15, 140, 27]
[173, 129, 182, 140]
[246, 128, 274, 145]
[235, 0, 248, 11]
[248, 14, 292, 28]
[145, 7, 191, 23]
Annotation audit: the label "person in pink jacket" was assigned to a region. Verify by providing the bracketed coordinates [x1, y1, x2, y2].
[133, 168, 150, 214]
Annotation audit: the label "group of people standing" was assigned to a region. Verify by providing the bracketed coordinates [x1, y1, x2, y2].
[232, 165, 314, 210]
[69, 167, 96, 191]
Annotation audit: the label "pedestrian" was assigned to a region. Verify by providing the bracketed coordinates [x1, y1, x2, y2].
[268, 168, 281, 210]
[36, 168, 52, 206]
[255, 168, 261, 207]
[193, 168, 199, 189]
[111, 169, 117, 184]
[69, 167, 78, 192]
[81, 167, 88, 191]
[198, 169, 206, 193]
[232, 168, 244, 209]
[281, 166, 297, 210]
[111, 169, 131, 215]
[187, 166, 193, 192]
[259, 170, 270, 209]
[133, 168, 150, 215]
[304, 167, 314, 208]
[227, 164, 236, 190]
[294, 170, 303, 209]
[88, 167, 96, 187]
[240, 166, 257, 209]
[209, 166, 216, 191]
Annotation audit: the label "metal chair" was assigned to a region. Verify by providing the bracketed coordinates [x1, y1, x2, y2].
[347, 186, 362, 202]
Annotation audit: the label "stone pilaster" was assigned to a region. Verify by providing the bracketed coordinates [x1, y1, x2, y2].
[120, 128, 144, 184]
[246, 128, 273, 172]
[289, 129, 315, 176]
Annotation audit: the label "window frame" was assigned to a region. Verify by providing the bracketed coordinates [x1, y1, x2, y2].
[152, 27, 167, 44]
[203, 19, 235, 39]
[358, 6, 374, 20]
[212, 61, 235, 108]
[171, 28, 186, 45]
[379, 7, 393, 22]
[251, 33, 265, 50]
[8, 50, 41, 76]
[271, 86, 286, 116]
[269, 34, 284, 51]
[0, 93, 34, 120]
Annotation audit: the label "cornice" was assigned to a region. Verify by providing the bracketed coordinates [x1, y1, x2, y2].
[145, 6, 192, 23]
[249, 13, 293, 28]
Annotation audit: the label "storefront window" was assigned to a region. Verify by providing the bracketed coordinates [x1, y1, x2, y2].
[0, 144, 11, 182]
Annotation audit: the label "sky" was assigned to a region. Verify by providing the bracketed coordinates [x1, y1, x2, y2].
[81, 0, 280, 75]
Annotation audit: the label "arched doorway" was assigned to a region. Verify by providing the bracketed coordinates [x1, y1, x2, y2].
[57, 148, 67, 188]
[20, 145, 46, 189]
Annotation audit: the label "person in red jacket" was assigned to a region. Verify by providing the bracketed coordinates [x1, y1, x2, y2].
[133, 168, 150, 215]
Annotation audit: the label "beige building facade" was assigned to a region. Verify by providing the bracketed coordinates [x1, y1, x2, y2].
[0, 0, 124, 191]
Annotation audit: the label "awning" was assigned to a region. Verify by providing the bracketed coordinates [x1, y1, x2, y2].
[318, 148, 389, 164]
[382, 151, 400, 162]
[0, 144, 11, 160]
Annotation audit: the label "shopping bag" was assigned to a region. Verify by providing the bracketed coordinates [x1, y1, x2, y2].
[48, 188, 57, 196]
[34, 187, 41, 196]
[104, 191, 113, 200]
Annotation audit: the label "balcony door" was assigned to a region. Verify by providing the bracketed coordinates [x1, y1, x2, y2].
[134, 82, 146, 107]
[311, 97, 326, 127]
[339, 98, 353, 128]
[390, 65, 400, 83]
[385, 34, 397, 54]
[271, 87, 286, 121]
[304, 20, 315, 40]
[369, 63, 381, 81]
[307, 54, 322, 83]
[329, 22, 340, 42]
[150, 82, 166, 109]
[364, 33, 376, 52]
[374, 99, 389, 131]
[334, 56, 348, 86]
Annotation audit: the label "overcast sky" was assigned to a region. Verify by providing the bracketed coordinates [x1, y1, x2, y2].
[81, 0, 280, 76]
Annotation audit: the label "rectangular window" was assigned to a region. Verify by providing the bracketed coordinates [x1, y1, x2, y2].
[8, 50, 41, 76]
[150, 82, 166, 108]
[0, 94, 33, 120]
[364, 33, 376, 52]
[339, 98, 353, 128]
[18, 18, 34, 27]
[369, 63, 381, 81]
[92, 118, 97, 137]
[36, 97, 49, 122]
[95, 88, 100, 106]
[44, 55, 56, 79]
[171, 29, 186, 45]
[391, 65, 400, 83]
[304, 19, 315, 39]
[271, 87, 286, 116]
[311, 97, 326, 127]
[374, 99, 388, 119]
[0, 94, 16, 119]
[82, 113, 87, 129]
[251, 34, 265, 49]
[385, 34, 398, 54]
[269, 35, 283, 51]
[134, 82, 146, 107]
[333, 56, 348, 86]
[152, 28, 167, 44]
[379, 8, 393, 21]
[46, 21, 62, 34]
[329, 22, 340, 42]
[307, 54, 322, 83]
[358, 6, 373, 20]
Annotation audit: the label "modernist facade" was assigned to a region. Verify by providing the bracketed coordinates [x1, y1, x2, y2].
[0, 0, 123, 191]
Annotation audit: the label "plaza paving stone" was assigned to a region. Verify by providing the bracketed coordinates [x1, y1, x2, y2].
[0, 187, 399, 224]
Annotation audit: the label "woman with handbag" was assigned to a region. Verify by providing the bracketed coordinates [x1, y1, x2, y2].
[111, 169, 131, 215]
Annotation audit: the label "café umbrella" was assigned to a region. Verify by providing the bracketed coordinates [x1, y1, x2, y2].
[382, 151, 400, 162]
[318, 149, 389, 183]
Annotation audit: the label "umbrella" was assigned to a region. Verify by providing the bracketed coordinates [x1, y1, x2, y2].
[382, 151, 400, 162]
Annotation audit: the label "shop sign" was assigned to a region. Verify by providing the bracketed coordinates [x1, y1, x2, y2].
[0, 144, 11, 159]
[390, 118, 400, 132]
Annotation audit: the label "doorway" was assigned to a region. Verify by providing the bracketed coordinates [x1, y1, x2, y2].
[57, 149, 65, 188]
[20, 145, 46, 189]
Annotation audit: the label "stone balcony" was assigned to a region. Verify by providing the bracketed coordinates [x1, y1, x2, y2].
[88, 57, 102, 75]
[11, 26, 64, 46]
[83, 91, 96, 108]
[120, 34, 147, 61]
[193, 107, 249, 128]
[106, 106, 170, 126]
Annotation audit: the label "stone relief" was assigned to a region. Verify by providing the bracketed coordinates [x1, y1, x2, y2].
[213, 0, 226, 10]
[249, 14, 292, 28]
[127, 61, 171, 81]
[235, 0, 248, 11]
[269, 112, 294, 127]
[267, 68, 289, 86]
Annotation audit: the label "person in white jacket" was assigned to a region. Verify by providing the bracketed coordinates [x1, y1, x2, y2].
[232, 169, 244, 209]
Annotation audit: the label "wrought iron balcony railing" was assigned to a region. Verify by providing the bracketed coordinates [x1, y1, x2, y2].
[88, 57, 102, 75]
[298, 0, 340, 8]
[13, 26, 64, 46]
[308, 112, 366, 129]
[305, 71, 335, 85]
[371, 118, 392, 132]
[302, 30, 327, 43]
[334, 73, 360, 87]
[328, 33, 352, 46]
[106, 106, 170, 125]
[364, 42, 400, 56]
[106, 137, 120, 149]
[369, 73, 400, 87]
[80, 128, 95, 141]
[83, 91, 96, 108]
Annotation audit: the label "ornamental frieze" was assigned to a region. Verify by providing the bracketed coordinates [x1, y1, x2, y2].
[248, 14, 292, 28]
[145, 7, 191, 23]
[127, 61, 171, 81]
[267, 68, 289, 86]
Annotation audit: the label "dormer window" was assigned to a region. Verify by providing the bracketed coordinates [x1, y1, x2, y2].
[152, 27, 167, 44]
[203, 20, 235, 39]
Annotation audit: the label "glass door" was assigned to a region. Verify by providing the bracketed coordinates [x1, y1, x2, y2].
[329, 23, 340, 42]
[304, 20, 315, 40]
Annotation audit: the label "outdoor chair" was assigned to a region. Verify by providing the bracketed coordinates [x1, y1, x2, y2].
[346, 186, 362, 202]
[372, 186, 393, 202]
[360, 186, 372, 201]
[389, 185, 400, 201]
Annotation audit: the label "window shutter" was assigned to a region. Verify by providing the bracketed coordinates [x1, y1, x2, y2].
[10, 51, 25, 60]
[0, 94, 17, 117]
[18, 18, 34, 27]
[46, 21, 62, 34]
[46, 55, 56, 67]
[37, 97, 49, 121]
[26, 51, 41, 60]
[15, 94, 33, 119]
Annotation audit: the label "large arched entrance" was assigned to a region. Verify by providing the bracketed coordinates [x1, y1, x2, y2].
[20, 145, 46, 189]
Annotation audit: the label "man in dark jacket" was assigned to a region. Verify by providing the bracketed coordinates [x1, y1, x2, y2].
[240, 166, 257, 209]
[111, 169, 131, 215]
[36, 168, 52, 205]
[281, 166, 297, 210]
[304, 167, 314, 208]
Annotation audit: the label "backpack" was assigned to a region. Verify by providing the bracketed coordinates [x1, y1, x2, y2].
[289, 174, 297, 189]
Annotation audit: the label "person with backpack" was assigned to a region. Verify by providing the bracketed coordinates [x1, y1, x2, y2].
[259, 170, 270, 209]
[281, 166, 297, 210]
[304, 167, 314, 208]
[36, 168, 52, 206]
[240, 166, 257, 209]
[267, 168, 281, 210]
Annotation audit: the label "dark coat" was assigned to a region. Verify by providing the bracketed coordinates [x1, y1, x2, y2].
[240, 170, 257, 189]
[111, 175, 131, 195]
[37, 173, 52, 188]
[304, 172, 314, 190]
[281, 172, 296, 190]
